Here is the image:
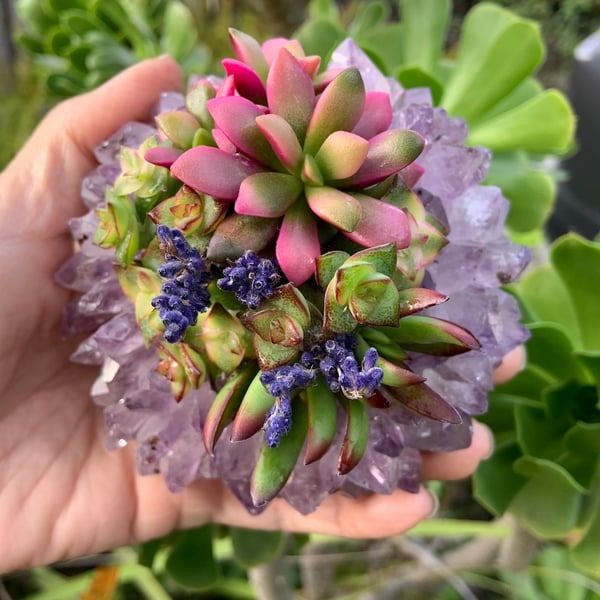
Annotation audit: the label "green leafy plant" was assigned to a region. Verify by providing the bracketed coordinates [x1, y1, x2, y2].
[15, 0, 210, 96]
[475, 233, 600, 579]
[294, 0, 576, 242]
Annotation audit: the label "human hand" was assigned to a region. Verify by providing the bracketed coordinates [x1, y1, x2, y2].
[0, 58, 523, 574]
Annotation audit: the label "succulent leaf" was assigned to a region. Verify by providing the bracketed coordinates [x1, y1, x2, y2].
[305, 380, 339, 464]
[343, 195, 411, 249]
[276, 201, 321, 285]
[228, 28, 269, 80]
[230, 370, 277, 441]
[304, 67, 366, 155]
[383, 383, 463, 424]
[352, 91, 393, 138]
[155, 110, 200, 150]
[236, 172, 303, 218]
[382, 315, 481, 355]
[267, 48, 315, 143]
[207, 96, 280, 169]
[202, 364, 257, 454]
[148, 185, 227, 236]
[342, 129, 424, 187]
[222, 58, 266, 104]
[171, 146, 264, 200]
[251, 399, 308, 506]
[338, 398, 369, 475]
[305, 186, 362, 232]
[314, 131, 369, 180]
[191, 303, 249, 373]
[315, 250, 351, 289]
[206, 214, 279, 262]
[344, 242, 397, 277]
[348, 274, 400, 326]
[255, 113, 304, 173]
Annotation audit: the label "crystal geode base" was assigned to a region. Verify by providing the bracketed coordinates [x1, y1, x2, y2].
[56, 40, 530, 514]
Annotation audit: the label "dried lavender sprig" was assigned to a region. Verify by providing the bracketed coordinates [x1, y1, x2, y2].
[260, 363, 316, 447]
[151, 225, 211, 342]
[301, 335, 383, 399]
[217, 251, 281, 309]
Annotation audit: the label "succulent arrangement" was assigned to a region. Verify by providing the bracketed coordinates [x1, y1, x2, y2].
[56, 27, 529, 512]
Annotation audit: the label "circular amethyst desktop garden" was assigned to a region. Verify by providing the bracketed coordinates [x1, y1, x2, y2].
[56, 31, 529, 514]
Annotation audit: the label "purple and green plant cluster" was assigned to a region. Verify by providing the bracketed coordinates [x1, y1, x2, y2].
[56, 29, 529, 513]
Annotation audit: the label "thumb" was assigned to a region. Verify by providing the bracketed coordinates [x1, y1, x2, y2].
[13, 55, 183, 174]
[1, 56, 183, 235]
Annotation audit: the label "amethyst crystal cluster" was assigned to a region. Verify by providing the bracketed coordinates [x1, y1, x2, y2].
[56, 31, 530, 513]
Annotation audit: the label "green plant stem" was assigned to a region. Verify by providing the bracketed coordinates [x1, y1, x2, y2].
[22, 564, 169, 600]
[248, 558, 294, 600]
[497, 514, 539, 571]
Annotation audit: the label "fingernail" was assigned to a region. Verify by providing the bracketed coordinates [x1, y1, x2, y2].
[426, 488, 439, 518]
[481, 423, 495, 460]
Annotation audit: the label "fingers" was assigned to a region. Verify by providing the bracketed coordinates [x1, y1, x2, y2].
[421, 420, 493, 481]
[60, 56, 184, 161]
[493, 345, 525, 385]
[12, 56, 183, 175]
[202, 485, 436, 540]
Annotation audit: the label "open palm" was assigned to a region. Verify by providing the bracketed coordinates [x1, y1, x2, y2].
[0, 57, 512, 574]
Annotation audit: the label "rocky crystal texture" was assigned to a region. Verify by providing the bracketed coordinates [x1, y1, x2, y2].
[56, 31, 530, 514]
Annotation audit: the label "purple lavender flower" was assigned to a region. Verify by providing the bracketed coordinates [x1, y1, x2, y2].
[301, 335, 383, 399]
[217, 251, 281, 309]
[260, 363, 316, 447]
[151, 225, 211, 342]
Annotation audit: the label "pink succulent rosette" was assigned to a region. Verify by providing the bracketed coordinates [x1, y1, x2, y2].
[56, 31, 529, 514]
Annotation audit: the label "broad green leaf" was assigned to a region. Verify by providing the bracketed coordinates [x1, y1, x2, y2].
[307, 0, 340, 21]
[559, 423, 600, 491]
[484, 153, 556, 234]
[480, 392, 535, 439]
[574, 351, 600, 385]
[399, 0, 450, 76]
[535, 546, 592, 600]
[396, 66, 443, 105]
[441, 4, 544, 123]
[525, 323, 585, 383]
[165, 526, 220, 590]
[571, 495, 600, 578]
[348, 1, 387, 38]
[473, 440, 528, 515]
[251, 400, 308, 506]
[60, 9, 110, 37]
[160, 1, 197, 60]
[47, 72, 86, 96]
[514, 404, 565, 459]
[294, 19, 344, 62]
[467, 90, 575, 154]
[495, 364, 552, 399]
[230, 527, 284, 568]
[480, 77, 543, 120]
[358, 23, 405, 75]
[511, 457, 583, 538]
[514, 264, 580, 343]
[551, 234, 600, 352]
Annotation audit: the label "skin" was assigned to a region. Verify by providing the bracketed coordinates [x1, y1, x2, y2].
[0, 57, 523, 574]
